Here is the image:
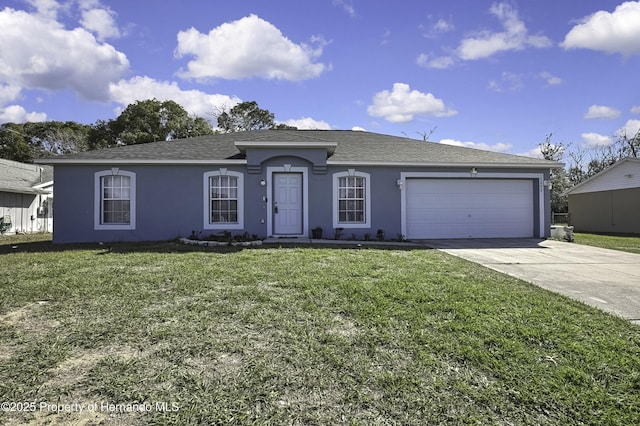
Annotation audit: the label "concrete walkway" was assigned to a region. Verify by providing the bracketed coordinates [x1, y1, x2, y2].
[425, 239, 640, 324]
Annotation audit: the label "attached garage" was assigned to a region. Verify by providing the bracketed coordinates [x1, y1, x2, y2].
[404, 178, 534, 239]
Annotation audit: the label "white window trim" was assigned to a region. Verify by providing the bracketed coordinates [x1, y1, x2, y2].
[332, 170, 371, 229]
[203, 170, 244, 230]
[94, 170, 136, 230]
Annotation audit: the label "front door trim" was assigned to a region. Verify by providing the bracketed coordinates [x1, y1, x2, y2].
[266, 166, 309, 237]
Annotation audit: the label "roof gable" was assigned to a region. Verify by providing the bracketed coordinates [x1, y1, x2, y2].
[564, 157, 640, 195]
[0, 159, 53, 194]
[36, 130, 561, 168]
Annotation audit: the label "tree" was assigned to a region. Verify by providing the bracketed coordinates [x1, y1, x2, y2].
[538, 133, 569, 213]
[23, 121, 90, 156]
[0, 121, 91, 161]
[111, 99, 214, 145]
[217, 101, 278, 132]
[87, 119, 118, 150]
[0, 124, 32, 162]
[565, 128, 640, 186]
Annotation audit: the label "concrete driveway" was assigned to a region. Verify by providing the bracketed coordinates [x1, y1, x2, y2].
[425, 239, 640, 324]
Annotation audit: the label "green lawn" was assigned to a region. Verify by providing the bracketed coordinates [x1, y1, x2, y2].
[574, 232, 640, 254]
[1, 234, 639, 425]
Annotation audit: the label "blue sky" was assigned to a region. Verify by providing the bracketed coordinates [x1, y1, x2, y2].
[1, 0, 639, 157]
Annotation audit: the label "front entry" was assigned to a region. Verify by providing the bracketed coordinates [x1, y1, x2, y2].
[273, 173, 303, 235]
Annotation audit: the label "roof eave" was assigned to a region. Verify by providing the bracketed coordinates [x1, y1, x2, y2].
[327, 160, 563, 168]
[562, 157, 636, 195]
[0, 187, 51, 195]
[35, 159, 248, 165]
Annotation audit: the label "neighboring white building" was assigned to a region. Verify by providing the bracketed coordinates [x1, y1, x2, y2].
[0, 159, 53, 234]
[564, 158, 640, 234]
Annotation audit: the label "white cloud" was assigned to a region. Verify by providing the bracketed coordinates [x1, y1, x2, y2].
[419, 2, 550, 68]
[617, 119, 640, 138]
[0, 7, 129, 101]
[584, 105, 621, 119]
[517, 146, 544, 158]
[582, 132, 613, 147]
[367, 83, 457, 123]
[561, 1, 640, 56]
[333, 0, 356, 17]
[0, 105, 47, 123]
[434, 18, 454, 33]
[416, 53, 455, 69]
[439, 138, 512, 153]
[26, 0, 61, 20]
[457, 2, 551, 60]
[282, 117, 331, 130]
[631, 105, 640, 114]
[488, 72, 524, 92]
[352, 126, 366, 131]
[421, 16, 455, 38]
[109, 76, 241, 118]
[175, 14, 328, 81]
[80, 7, 121, 41]
[0, 84, 22, 105]
[539, 71, 563, 86]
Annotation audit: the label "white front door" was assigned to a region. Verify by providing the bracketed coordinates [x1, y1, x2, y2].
[273, 173, 303, 235]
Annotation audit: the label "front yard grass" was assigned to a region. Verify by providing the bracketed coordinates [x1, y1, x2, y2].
[1, 235, 639, 425]
[573, 232, 640, 254]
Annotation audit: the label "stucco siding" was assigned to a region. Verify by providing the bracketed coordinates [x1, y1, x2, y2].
[568, 187, 640, 234]
[52, 163, 552, 243]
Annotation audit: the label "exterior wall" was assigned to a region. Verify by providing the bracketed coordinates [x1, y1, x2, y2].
[568, 187, 640, 234]
[569, 160, 640, 194]
[0, 191, 52, 234]
[52, 161, 552, 243]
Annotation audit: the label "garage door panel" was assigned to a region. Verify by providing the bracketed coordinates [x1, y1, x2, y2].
[405, 179, 534, 239]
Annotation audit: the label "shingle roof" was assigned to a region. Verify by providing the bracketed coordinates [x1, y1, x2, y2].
[0, 159, 53, 194]
[37, 130, 561, 168]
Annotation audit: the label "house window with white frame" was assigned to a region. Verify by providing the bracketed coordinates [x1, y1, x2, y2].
[210, 175, 238, 223]
[203, 170, 244, 229]
[333, 170, 371, 228]
[94, 170, 136, 230]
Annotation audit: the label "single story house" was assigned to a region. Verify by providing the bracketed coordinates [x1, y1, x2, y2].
[564, 157, 640, 234]
[0, 159, 54, 234]
[38, 130, 561, 243]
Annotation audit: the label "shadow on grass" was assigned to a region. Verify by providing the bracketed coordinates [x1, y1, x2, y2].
[0, 236, 430, 255]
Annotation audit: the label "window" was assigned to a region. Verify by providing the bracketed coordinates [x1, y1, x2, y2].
[203, 170, 244, 229]
[333, 170, 371, 228]
[94, 170, 136, 230]
[210, 175, 238, 223]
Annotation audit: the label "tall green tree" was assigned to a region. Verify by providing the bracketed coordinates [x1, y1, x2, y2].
[0, 121, 90, 161]
[24, 121, 90, 156]
[217, 101, 296, 132]
[111, 99, 213, 145]
[0, 123, 32, 162]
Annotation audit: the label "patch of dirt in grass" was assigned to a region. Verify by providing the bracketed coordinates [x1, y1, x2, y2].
[327, 314, 359, 339]
[0, 302, 60, 331]
[3, 345, 142, 426]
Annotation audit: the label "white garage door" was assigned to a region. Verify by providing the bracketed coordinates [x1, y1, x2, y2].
[405, 179, 534, 239]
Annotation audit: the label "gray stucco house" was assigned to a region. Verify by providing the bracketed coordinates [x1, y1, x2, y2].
[564, 157, 640, 234]
[39, 130, 560, 243]
[0, 159, 53, 235]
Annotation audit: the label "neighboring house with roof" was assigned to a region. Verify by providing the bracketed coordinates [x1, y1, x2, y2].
[38, 130, 561, 243]
[0, 159, 54, 234]
[564, 157, 640, 234]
